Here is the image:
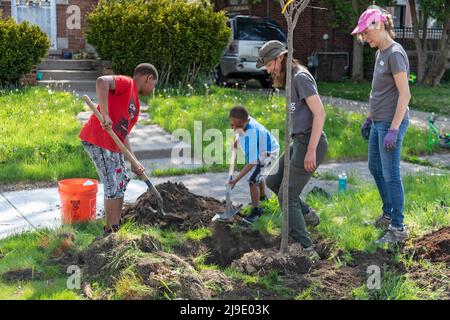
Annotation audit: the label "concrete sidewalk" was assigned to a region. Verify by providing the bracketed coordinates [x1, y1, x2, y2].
[1, 160, 447, 239]
[0, 172, 340, 240]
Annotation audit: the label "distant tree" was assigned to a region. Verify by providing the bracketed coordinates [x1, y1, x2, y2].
[408, 0, 450, 86]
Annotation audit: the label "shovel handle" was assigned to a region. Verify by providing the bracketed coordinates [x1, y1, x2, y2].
[227, 133, 239, 182]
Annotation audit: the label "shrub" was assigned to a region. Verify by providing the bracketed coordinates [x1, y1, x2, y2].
[86, 0, 231, 87]
[0, 18, 50, 85]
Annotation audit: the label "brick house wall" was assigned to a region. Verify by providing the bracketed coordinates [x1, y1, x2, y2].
[57, 0, 98, 51]
[0, 0, 98, 51]
[0, 0, 11, 17]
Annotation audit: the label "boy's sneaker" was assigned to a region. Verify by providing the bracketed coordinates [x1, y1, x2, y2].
[374, 214, 392, 229]
[243, 207, 263, 225]
[302, 246, 321, 262]
[376, 225, 409, 244]
[304, 208, 320, 227]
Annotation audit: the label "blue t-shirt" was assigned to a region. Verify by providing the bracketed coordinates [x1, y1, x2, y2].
[238, 117, 280, 164]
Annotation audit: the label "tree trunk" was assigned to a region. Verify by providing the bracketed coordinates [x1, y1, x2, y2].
[351, 0, 365, 82]
[351, 38, 365, 82]
[278, 0, 311, 254]
[409, 0, 429, 84]
[423, 3, 450, 86]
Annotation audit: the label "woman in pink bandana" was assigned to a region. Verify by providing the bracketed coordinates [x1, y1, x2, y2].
[352, 6, 411, 244]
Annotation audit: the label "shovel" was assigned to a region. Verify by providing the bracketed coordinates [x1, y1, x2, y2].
[212, 134, 241, 222]
[82, 95, 168, 218]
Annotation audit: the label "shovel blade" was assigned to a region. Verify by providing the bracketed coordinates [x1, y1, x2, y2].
[212, 207, 240, 222]
[212, 180, 241, 222]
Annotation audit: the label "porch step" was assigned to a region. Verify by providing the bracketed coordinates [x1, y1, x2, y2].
[38, 70, 100, 81]
[37, 59, 100, 71]
[37, 80, 96, 92]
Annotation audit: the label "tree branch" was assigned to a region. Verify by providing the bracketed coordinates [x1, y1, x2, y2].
[293, 0, 311, 28]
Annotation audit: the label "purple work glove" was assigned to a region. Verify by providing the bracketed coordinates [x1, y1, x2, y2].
[384, 129, 399, 150]
[361, 117, 372, 140]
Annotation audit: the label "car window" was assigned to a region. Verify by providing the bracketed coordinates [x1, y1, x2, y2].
[235, 18, 286, 42]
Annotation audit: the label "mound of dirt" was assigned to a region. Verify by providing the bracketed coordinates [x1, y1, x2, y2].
[231, 243, 313, 276]
[71, 233, 237, 300]
[79, 234, 162, 285]
[409, 227, 450, 264]
[205, 223, 278, 266]
[1, 268, 44, 282]
[136, 252, 212, 299]
[123, 182, 235, 231]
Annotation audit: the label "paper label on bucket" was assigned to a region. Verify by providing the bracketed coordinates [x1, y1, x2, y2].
[83, 180, 95, 187]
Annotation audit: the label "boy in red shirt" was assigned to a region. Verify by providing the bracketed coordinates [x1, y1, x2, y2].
[80, 63, 158, 234]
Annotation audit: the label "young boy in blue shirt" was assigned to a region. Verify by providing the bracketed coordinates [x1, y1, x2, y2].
[228, 106, 280, 224]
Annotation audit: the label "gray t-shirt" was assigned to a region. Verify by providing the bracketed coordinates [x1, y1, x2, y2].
[291, 68, 318, 135]
[370, 42, 410, 122]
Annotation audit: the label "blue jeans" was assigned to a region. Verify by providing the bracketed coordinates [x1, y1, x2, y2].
[368, 119, 409, 229]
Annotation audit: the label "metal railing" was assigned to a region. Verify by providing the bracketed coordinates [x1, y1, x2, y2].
[15, 0, 51, 7]
[394, 27, 443, 40]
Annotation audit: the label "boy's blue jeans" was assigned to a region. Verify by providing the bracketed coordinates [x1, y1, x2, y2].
[368, 119, 409, 229]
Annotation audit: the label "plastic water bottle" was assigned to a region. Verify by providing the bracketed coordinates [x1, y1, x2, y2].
[338, 173, 347, 193]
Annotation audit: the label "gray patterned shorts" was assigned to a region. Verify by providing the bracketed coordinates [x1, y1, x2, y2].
[82, 141, 130, 199]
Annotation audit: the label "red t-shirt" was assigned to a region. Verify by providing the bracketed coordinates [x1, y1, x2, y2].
[79, 75, 140, 152]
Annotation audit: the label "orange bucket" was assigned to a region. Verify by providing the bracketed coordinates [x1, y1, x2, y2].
[58, 178, 98, 224]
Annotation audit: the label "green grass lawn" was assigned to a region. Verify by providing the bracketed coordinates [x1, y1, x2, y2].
[0, 85, 441, 184]
[0, 222, 104, 300]
[0, 173, 447, 299]
[317, 81, 450, 116]
[146, 85, 434, 170]
[0, 88, 97, 184]
[252, 174, 450, 252]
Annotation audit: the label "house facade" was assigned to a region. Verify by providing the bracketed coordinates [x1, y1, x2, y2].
[1, 0, 444, 81]
[0, 0, 98, 52]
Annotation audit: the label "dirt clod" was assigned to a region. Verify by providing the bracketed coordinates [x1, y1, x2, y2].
[1, 268, 43, 282]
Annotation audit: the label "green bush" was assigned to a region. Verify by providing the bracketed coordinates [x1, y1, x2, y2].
[86, 0, 231, 86]
[0, 18, 50, 85]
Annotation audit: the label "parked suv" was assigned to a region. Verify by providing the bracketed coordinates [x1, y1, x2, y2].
[215, 15, 287, 88]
